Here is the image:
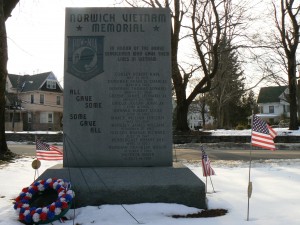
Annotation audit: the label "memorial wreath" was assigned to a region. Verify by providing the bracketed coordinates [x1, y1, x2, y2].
[13, 178, 75, 224]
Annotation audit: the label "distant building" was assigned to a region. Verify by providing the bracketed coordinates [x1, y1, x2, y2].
[5, 72, 63, 131]
[187, 101, 213, 130]
[256, 86, 289, 124]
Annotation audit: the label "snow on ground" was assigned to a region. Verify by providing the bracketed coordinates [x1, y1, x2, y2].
[208, 127, 300, 136]
[0, 157, 299, 225]
[3, 128, 300, 224]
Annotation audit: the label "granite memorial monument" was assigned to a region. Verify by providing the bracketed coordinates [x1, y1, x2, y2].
[38, 7, 206, 209]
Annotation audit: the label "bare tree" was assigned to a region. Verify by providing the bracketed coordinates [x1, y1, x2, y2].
[0, 0, 19, 159]
[271, 0, 299, 130]
[125, 0, 224, 131]
[124, 0, 262, 131]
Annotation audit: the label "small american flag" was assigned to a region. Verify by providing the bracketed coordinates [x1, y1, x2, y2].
[251, 115, 277, 151]
[36, 139, 63, 160]
[201, 147, 215, 177]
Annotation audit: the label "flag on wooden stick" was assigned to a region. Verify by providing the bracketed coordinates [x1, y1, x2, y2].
[251, 115, 277, 151]
[201, 149, 215, 177]
[36, 139, 63, 160]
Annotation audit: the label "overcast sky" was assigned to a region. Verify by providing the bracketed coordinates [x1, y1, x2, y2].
[6, 0, 120, 83]
[5, 0, 299, 91]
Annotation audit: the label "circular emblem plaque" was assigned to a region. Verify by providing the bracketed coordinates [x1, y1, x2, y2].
[32, 159, 41, 169]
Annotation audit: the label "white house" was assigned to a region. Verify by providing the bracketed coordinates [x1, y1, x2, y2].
[256, 86, 289, 124]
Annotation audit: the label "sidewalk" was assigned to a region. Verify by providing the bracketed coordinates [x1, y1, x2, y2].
[174, 142, 300, 150]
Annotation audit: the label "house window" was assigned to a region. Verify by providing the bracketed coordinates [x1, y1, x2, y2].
[31, 95, 34, 104]
[40, 94, 44, 104]
[269, 106, 274, 113]
[28, 112, 32, 123]
[57, 96, 61, 105]
[46, 80, 56, 89]
[40, 112, 53, 123]
[48, 113, 53, 123]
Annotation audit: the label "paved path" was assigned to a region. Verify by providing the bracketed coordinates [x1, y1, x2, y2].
[173, 147, 300, 161]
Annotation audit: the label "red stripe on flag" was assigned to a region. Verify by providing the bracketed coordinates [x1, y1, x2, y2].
[267, 125, 277, 139]
[251, 115, 277, 151]
[201, 150, 215, 177]
[36, 149, 63, 160]
[36, 139, 63, 160]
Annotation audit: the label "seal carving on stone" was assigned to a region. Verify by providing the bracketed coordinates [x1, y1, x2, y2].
[67, 36, 104, 81]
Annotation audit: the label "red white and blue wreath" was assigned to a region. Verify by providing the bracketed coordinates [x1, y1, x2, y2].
[13, 178, 75, 224]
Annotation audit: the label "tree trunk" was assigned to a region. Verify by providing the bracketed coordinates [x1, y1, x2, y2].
[297, 81, 300, 122]
[288, 57, 298, 130]
[0, 0, 9, 154]
[201, 111, 206, 127]
[200, 99, 206, 127]
[274, 0, 300, 130]
[0, 0, 19, 157]
[171, 0, 190, 132]
[175, 100, 189, 132]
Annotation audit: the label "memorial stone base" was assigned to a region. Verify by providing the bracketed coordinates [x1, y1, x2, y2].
[37, 163, 207, 209]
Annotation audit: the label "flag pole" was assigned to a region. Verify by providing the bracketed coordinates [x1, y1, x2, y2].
[209, 175, 216, 193]
[247, 146, 252, 221]
[247, 114, 254, 221]
[205, 176, 208, 193]
[201, 145, 208, 193]
[247, 114, 277, 221]
[35, 135, 37, 159]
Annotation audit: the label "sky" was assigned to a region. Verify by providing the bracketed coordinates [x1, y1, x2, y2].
[6, 0, 120, 84]
[1, 156, 300, 225]
[5, 0, 299, 92]
[5, 0, 265, 87]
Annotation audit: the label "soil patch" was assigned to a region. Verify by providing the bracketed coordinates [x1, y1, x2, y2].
[172, 209, 228, 218]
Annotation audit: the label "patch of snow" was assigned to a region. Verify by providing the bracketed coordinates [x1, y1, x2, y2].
[1, 157, 299, 225]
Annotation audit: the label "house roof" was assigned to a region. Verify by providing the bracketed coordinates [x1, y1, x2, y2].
[8, 72, 62, 93]
[257, 86, 287, 103]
